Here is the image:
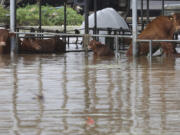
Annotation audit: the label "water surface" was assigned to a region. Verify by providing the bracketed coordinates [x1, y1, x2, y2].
[0, 52, 180, 135]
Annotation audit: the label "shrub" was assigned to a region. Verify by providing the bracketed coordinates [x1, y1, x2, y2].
[16, 5, 83, 26]
[0, 5, 9, 24]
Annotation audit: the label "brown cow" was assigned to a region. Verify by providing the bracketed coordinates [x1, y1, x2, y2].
[19, 37, 40, 53]
[127, 13, 180, 56]
[0, 29, 12, 54]
[20, 36, 66, 53]
[88, 40, 114, 56]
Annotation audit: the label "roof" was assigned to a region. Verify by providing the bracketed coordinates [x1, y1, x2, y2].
[132, 0, 180, 10]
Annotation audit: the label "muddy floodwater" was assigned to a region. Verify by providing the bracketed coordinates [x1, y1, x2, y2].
[0, 52, 180, 135]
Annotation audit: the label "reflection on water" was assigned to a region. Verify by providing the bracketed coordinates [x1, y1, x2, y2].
[0, 52, 180, 135]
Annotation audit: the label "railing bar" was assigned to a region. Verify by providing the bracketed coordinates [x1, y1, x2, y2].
[15, 32, 133, 38]
[13, 31, 180, 43]
[137, 39, 180, 42]
[149, 40, 152, 58]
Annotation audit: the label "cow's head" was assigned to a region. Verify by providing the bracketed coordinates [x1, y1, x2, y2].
[0, 29, 16, 47]
[0, 29, 10, 46]
[21, 38, 41, 51]
[88, 40, 102, 50]
[171, 13, 180, 32]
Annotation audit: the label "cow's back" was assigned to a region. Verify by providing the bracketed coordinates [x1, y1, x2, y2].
[139, 16, 174, 39]
[127, 15, 176, 56]
[93, 45, 114, 56]
[37, 39, 56, 53]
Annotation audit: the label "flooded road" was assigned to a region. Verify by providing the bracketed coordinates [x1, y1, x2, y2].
[0, 52, 180, 135]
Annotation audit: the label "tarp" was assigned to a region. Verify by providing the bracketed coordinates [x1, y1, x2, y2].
[81, 8, 129, 43]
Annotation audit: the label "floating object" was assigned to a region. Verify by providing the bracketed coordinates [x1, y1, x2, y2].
[86, 117, 95, 125]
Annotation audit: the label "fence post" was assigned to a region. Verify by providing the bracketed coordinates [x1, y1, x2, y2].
[115, 35, 119, 58]
[83, 34, 90, 53]
[132, 0, 138, 56]
[149, 40, 152, 61]
[84, 0, 89, 34]
[10, 0, 16, 56]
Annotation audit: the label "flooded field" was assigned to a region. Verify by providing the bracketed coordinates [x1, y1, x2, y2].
[0, 52, 180, 135]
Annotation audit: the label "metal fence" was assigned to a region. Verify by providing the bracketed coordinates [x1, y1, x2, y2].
[14, 31, 180, 59]
[137, 39, 180, 57]
[15, 26, 132, 51]
[15, 30, 132, 52]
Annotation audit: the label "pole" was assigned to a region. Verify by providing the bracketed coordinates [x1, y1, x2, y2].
[94, 0, 97, 34]
[132, 0, 138, 56]
[64, 0, 67, 33]
[39, 0, 42, 32]
[141, 0, 144, 31]
[162, 0, 164, 15]
[84, 0, 89, 34]
[149, 40, 152, 62]
[115, 35, 119, 58]
[146, 0, 149, 23]
[149, 40, 152, 57]
[10, 0, 16, 55]
[84, 0, 89, 52]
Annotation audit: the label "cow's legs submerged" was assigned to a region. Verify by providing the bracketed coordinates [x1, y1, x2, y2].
[161, 42, 176, 56]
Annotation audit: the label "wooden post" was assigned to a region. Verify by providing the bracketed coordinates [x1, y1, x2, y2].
[84, 0, 89, 34]
[84, 0, 89, 52]
[83, 34, 90, 52]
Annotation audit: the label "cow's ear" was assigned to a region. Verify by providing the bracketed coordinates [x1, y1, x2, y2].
[170, 17, 174, 21]
[172, 14, 177, 20]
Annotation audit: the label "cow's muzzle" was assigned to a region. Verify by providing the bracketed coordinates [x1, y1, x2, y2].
[34, 45, 41, 51]
[88, 45, 92, 49]
[0, 42, 6, 46]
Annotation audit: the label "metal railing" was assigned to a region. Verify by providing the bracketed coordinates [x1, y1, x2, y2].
[137, 39, 180, 59]
[15, 31, 132, 53]
[13, 26, 133, 52]
[13, 31, 180, 58]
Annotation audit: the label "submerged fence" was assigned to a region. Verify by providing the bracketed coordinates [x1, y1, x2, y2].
[13, 30, 180, 59]
[15, 31, 132, 54]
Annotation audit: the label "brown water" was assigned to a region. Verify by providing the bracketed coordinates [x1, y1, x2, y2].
[0, 52, 180, 135]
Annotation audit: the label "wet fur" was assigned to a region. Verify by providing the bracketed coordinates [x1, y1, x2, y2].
[127, 14, 180, 56]
[88, 40, 114, 56]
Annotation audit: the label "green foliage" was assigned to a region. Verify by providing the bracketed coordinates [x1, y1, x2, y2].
[0, 5, 10, 24]
[16, 5, 83, 26]
[0, 4, 83, 26]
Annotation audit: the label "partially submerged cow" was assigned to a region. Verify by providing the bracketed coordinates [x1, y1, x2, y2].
[0, 28, 65, 54]
[20, 36, 66, 53]
[88, 40, 114, 56]
[127, 13, 180, 56]
[0, 29, 13, 54]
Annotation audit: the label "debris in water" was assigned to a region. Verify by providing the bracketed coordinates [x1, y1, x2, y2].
[86, 117, 95, 126]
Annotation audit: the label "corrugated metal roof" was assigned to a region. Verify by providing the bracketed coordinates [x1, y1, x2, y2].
[131, 1, 180, 10]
